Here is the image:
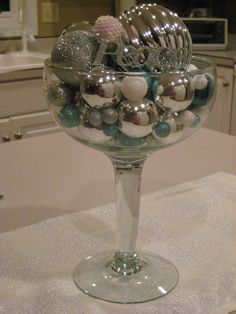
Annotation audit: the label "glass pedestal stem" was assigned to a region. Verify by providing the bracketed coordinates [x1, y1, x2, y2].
[111, 159, 145, 275]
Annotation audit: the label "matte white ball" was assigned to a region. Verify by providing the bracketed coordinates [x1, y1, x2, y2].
[177, 110, 196, 126]
[192, 74, 208, 90]
[121, 76, 148, 102]
[188, 64, 198, 71]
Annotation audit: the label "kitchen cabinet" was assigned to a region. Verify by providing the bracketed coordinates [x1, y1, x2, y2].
[10, 111, 60, 140]
[0, 111, 60, 142]
[204, 66, 234, 134]
[0, 118, 11, 143]
[0, 70, 60, 143]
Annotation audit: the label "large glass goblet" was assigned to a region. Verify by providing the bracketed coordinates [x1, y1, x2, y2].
[43, 57, 216, 303]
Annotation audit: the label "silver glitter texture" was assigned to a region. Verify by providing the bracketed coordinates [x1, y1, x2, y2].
[51, 30, 99, 86]
[47, 82, 72, 107]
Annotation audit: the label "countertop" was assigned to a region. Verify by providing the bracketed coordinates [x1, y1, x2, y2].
[195, 48, 236, 67]
[0, 128, 236, 234]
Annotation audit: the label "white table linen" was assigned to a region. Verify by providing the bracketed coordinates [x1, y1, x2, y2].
[0, 172, 236, 313]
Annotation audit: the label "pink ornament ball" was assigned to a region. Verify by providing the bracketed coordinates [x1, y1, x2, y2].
[93, 15, 124, 42]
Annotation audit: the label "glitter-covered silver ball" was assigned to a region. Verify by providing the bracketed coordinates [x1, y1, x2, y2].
[155, 73, 194, 112]
[80, 66, 122, 108]
[102, 107, 118, 124]
[88, 108, 103, 127]
[47, 82, 73, 107]
[118, 98, 158, 138]
[119, 3, 192, 71]
[51, 30, 99, 87]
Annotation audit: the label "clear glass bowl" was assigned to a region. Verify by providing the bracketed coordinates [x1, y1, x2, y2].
[43, 56, 216, 303]
[44, 56, 216, 161]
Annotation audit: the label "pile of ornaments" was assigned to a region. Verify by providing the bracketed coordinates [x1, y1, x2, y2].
[46, 3, 214, 148]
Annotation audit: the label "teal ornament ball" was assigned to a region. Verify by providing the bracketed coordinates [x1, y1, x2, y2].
[116, 131, 141, 146]
[191, 113, 201, 128]
[59, 104, 81, 127]
[190, 75, 214, 109]
[102, 123, 119, 137]
[153, 122, 171, 138]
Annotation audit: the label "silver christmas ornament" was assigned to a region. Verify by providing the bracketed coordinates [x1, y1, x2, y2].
[51, 30, 99, 87]
[88, 108, 103, 127]
[118, 98, 158, 138]
[80, 66, 122, 108]
[155, 73, 194, 112]
[47, 83, 72, 107]
[102, 107, 118, 124]
[119, 3, 192, 71]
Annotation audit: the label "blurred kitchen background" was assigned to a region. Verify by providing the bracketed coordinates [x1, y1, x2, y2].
[0, 0, 235, 143]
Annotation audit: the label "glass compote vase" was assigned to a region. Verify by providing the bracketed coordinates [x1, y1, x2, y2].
[43, 56, 216, 303]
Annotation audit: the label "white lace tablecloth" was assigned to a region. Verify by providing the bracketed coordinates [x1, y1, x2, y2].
[0, 172, 236, 314]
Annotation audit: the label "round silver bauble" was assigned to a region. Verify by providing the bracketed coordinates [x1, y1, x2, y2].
[80, 66, 122, 108]
[118, 98, 158, 138]
[119, 3, 192, 71]
[155, 73, 194, 112]
[47, 82, 72, 107]
[102, 107, 118, 124]
[51, 30, 99, 87]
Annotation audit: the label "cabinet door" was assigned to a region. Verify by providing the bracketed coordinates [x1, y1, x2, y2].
[0, 118, 11, 143]
[0, 78, 47, 118]
[10, 111, 60, 140]
[204, 66, 233, 134]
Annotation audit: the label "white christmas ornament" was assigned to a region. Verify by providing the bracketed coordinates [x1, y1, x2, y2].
[121, 76, 148, 102]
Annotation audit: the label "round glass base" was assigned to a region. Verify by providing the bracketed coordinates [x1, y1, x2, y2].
[73, 250, 178, 304]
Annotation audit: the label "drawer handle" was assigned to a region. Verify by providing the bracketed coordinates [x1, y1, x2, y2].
[2, 135, 10, 142]
[223, 80, 230, 87]
[14, 132, 22, 140]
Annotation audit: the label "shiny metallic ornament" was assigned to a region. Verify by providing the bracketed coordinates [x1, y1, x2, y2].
[47, 83, 72, 107]
[118, 98, 158, 138]
[102, 107, 118, 124]
[155, 73, 194, 112]
[81, 66, 121, 107]
[88, 108, 103, 127]
[119, 3, 192, 71]
[51, 30, 99, 87]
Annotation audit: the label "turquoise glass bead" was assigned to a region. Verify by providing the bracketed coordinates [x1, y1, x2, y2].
[102, 123, 119, 137]
[116, 131, 141, 146]
[153, 122, 171, 138]
[190, 75, 213, 109]
[191, 113, 201, 128]
[59, 104, 81, 127]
